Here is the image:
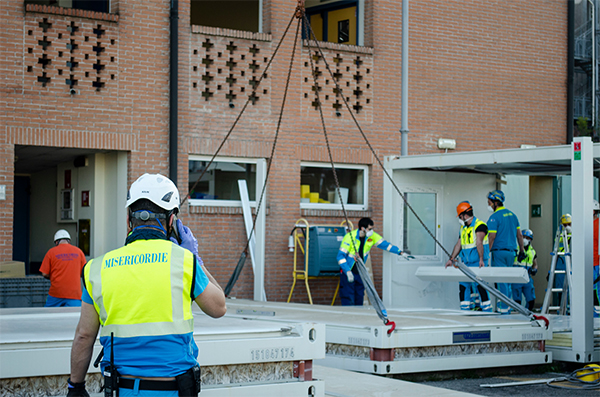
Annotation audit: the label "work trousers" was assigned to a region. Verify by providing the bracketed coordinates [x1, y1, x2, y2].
[512, 268, 535, 306]
[594, 265, 599, 317]
[459, 262, 491, 311]
[339, 267, 364, 306]
[491, 250, 515, 314]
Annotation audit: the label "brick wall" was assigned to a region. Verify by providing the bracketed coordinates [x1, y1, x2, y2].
[1, 0, 567, 304]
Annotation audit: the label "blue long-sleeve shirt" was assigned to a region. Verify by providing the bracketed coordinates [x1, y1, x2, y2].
[336, 229, 401, 273]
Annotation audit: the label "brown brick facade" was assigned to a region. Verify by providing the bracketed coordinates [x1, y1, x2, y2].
[1, 0, 567, 304]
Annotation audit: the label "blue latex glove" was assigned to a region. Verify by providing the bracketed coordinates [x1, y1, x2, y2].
[170, 219, 198, 257]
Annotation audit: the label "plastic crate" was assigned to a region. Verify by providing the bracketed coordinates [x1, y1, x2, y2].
[0, 277, 50, 308]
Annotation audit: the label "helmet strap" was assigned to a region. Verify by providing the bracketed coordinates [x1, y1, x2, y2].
[129, 210, 169, 236]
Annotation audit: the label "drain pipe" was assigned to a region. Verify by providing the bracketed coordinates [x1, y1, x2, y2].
[400, 0, 409, 156]
[169, 0, 179, 184]
[590, 0, 597, 131]
[567, 0, 574, 143]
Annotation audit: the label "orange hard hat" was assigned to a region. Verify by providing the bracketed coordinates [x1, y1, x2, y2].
[456, 201, 472, 217]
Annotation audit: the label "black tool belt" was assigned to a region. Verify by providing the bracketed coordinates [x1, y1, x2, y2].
[118, 378, 179, 391]
[112, 365, 201, 396]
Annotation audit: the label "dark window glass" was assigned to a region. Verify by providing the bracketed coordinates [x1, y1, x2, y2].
[189, 160, 256, 201]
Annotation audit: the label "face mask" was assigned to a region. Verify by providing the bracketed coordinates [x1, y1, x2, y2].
[524, 239, 530, 247]
[366, 230, 374, 238]
[488, 205, 494, 213]
[458, 218, 465, 226]
[565, 226, 572, 233]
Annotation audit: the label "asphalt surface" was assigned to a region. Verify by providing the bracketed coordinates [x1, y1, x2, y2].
[417, 368, 600, 397]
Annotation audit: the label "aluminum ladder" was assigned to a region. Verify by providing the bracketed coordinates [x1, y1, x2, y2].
[541, 227, 573, 315]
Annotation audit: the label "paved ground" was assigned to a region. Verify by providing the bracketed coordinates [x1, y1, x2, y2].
[417, 365, 600, 397]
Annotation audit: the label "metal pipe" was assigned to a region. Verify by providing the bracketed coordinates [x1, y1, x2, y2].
[400, 0, 409, 156]
[169, 0, 179, 185]
[590, 0, 597, 129]
[568, 0, 574, 143]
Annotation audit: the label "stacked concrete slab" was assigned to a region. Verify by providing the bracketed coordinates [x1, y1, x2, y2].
[0, 306, 324, 396]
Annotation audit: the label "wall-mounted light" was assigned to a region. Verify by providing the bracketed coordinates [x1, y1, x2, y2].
[437, 138, 456, 150]
[520, 144, 536, 149]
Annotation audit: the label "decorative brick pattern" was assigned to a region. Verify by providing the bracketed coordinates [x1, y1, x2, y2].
[190, 31, 273, 112]
[302, 42, 374, 122]
[24, 12, 118, 94]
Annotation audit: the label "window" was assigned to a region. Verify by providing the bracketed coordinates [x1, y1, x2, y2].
[306, 0, 364, 46]
[26, 0, 110, 13]
[188, 156, 266, 207]
[190, 0, 261, 33]
[399, 188, 439, 259]
[300, 162, 368, 211]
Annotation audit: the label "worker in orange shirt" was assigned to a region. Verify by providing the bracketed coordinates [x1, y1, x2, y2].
[40, 229, 87, 307]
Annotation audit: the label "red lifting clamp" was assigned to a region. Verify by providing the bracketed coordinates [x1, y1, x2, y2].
[385, 319, 396, 335]
[533, 314, 550, 329]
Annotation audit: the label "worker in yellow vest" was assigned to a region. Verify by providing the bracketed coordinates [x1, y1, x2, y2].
[445, 201, 492, 312]
[512, 229, 538, 310]
[337, 217, 412, 306]
[68, 174, 226, 397]
[551, 213, 571, 307]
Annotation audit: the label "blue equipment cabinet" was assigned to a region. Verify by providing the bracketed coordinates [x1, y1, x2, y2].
[307, 226, 346, 277]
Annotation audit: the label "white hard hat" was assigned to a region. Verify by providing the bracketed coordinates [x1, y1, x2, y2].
[594, 200, 600, 211]
[54, 229, 71, 242]
[126, 173, 180, 211]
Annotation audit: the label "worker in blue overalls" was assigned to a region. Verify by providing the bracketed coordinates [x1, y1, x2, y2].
[445, 201, 492, 312]
[487, 190, 526, 314]
[337, 217, 411, 306]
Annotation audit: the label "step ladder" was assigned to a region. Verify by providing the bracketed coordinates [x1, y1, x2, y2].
[541, 227, 573, 315]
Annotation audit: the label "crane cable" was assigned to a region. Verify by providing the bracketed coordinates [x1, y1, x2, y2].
[182, 3, 548, 330]
[299, 12, 547, 329]
[223, 14, 302, 296]
[301, 13, 394, 333]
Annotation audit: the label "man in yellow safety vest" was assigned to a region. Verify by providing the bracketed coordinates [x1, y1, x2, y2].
[68, 174, 226, 397]
[445, 201, 492, 312]
[337, 217, 411, 306]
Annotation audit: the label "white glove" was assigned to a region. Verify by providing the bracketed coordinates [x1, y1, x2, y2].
[346, 271, 354, 283]
[399, 251, 414, 260]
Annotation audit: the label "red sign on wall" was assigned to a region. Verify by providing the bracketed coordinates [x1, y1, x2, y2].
[81, 190, 90, 207]
[64, 169, 71, 189]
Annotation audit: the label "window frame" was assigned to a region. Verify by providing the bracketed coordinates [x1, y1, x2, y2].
[189, 0, 263, 33]
[397, 185, 442, 261]
[300, 161, 369, 211]
[188, 155, 266, 208]
[305, 0, 364, 46]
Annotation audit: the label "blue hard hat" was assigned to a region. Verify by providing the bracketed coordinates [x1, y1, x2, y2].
[487, 190, 505, 203]
[522, 229, 533, 240]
